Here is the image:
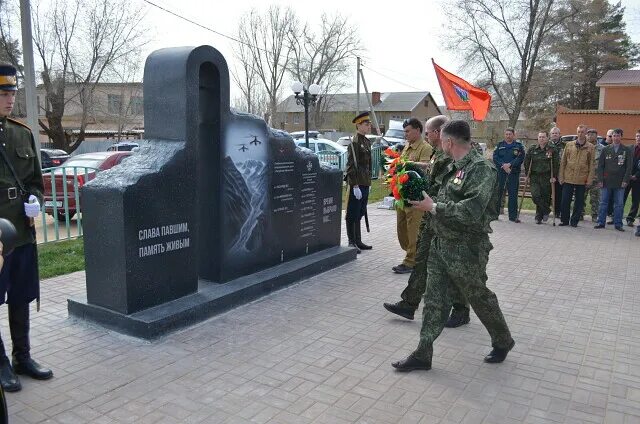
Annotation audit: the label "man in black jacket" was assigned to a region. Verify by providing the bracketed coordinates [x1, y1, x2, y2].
[624, 130, 640, 227]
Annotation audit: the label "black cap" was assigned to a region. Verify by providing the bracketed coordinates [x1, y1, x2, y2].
[352, 111, 371, 124]
[0, 64, 17, 91]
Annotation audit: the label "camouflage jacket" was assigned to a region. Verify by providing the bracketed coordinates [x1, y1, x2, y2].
[524, 143, 559, 178]
[431, 149, 498, 240]
[345, 133, 371, 186]
[0, 117, 44, 247]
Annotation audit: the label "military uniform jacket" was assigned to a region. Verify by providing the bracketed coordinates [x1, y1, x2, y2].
[432, 149, 498, 240]
[345, 133, 372, 186]
[426, 148, 452, 197]
[493, 140, 525, 173]
[597, 144, 633, 188]
[550, 139, 566, 156]
[559, 141, 594, 185]
[401, 138, 432, 164]
[0, 117, 44, 247]
[524, 143, 559, 177]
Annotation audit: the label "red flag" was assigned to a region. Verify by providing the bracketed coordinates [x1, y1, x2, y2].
[432, 59, 491, 121]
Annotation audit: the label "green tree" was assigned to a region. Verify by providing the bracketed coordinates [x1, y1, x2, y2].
[527, 0, 639, 122]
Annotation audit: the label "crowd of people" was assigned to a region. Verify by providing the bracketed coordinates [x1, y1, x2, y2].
[344, 113, 640, 373]
[495, 125, 639, 234]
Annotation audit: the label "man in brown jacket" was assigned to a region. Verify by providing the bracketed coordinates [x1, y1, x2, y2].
[558, 124, 595, 227]
[393, 118, 432, 274]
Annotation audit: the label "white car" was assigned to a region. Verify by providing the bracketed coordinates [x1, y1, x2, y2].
[294, 138, 347, 154]
[289, 130, 323, 140]
[337, 134, 389, 148]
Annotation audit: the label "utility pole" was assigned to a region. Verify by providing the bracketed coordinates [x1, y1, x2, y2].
[356, 57, 361, 115]
[358, 69, 381, 136]
[19, 0, 40, 158]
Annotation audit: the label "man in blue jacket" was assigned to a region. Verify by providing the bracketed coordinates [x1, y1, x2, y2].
[493, 128, 525, 222]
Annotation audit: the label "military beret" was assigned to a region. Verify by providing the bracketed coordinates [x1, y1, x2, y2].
[352, 111, 371, 125]
[0, 64, 17, 91]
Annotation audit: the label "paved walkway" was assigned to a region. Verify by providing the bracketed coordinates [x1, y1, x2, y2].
[4, 206, 640, 423]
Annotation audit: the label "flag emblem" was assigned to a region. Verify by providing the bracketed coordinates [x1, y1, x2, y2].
[453, 84, 469, 102]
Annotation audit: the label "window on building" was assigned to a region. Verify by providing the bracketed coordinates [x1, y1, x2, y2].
[129, 96, 143, 115]
[108, 94, 122, 114]
[470, 121, 478, 130]
[293, 113, 300, 124]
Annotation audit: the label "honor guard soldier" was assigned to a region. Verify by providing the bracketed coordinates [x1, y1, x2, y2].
[344, 112, 373, 253]
[0, 63, 53, 392]
[493, 128, 525, 222]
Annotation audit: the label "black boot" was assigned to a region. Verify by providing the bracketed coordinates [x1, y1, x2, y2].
[484, 339, 515, 363]
[0, 335, 19, 392]
[354, 221, 372, 250]
[9, 304, 53, 381]
[383, 301, 416, 320]
[346, 222, 361, 254]
[444, 305, 470, 328]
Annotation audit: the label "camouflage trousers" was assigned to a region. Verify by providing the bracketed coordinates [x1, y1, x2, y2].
[401, 217, 468, 312]
[587, 183, 600, 219]
[530, 174, 552, 219]
[413, 235, 513, 363]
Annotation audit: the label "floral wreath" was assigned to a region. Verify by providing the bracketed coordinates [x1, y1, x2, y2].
[383, 147, 429, 209]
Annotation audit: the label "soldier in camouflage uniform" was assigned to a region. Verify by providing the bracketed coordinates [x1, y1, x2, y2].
[549, 127, 564, 217]
[0, 64, 53, 392]
[524, 131, 559, 224]
[586, 129, 604, 221]
[392, 120, 514, 372]
[383, 116, 470, 327]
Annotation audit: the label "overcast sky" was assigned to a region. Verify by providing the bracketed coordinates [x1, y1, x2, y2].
[139, 0, 640, 106]
[139, 0, 456, 105]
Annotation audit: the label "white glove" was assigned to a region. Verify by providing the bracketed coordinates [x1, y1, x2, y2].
[353, 186, 362, 200]
[24, 194, 41, 218]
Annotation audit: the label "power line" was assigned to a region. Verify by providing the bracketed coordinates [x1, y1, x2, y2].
[361, 64, 438, 94]
[142, 0, 263, 54]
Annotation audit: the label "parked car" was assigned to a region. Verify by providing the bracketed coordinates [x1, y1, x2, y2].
[294, 138, 347, 169]
[43, 151, 132, 221]
[107, 141, 139, 151]
[40, 148, 70, 169]
[289, 130, 322, 140]
[337, 135, 389, 149]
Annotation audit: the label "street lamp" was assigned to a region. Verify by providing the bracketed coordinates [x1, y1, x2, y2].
[291, 81, 321, 149]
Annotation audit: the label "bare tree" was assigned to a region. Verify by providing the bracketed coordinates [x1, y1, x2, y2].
[0, 0, 21, 71]
[231, 31, 268, 118]
[95, 60, 143, 141]
[445, 0, 564, 128]
[32, 0, 147, 153]
[236, 5, 296, 126]
[288, 13, 361, 129]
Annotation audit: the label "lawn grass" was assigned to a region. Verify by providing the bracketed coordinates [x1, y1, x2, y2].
[38, 238, 85, 279]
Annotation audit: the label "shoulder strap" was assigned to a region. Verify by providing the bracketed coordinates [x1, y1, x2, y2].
[0, 134, 27, 194]
[350, 138, 358, 170]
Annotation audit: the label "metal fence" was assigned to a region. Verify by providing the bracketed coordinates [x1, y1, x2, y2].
[317, 145, 384, 180]
[39, 166, 99, 244]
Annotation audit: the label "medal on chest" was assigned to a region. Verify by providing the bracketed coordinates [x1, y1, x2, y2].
[618, 152, 625, 166]
[452, 170, 465, 185]
[545, 150, 552, 158]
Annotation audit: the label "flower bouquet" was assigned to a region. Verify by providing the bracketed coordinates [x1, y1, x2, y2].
[383, 148, 429, 209]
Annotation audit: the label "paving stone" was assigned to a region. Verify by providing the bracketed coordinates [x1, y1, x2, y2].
[2, 209, 639, 423]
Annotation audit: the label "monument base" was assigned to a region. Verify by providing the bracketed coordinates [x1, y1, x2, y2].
[68, 246, 356, 339]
